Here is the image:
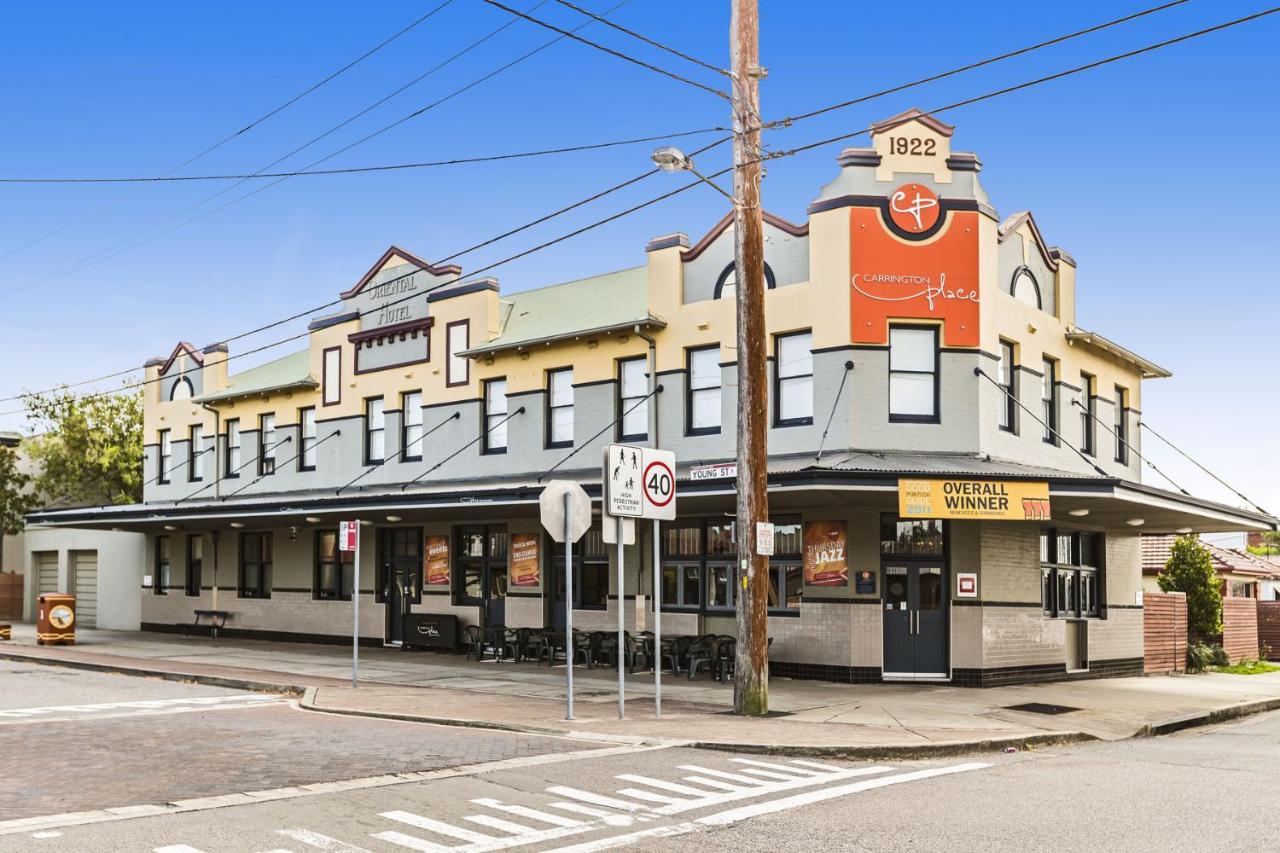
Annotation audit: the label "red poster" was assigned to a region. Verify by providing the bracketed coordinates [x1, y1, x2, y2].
[849, 193, 980, 348]
[803, 521, 848, 587]
[425, 535, 450, 586]
[510, 533, 540, 587]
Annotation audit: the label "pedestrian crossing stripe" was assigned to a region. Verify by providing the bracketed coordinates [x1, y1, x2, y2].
[0, 694, 279, 718]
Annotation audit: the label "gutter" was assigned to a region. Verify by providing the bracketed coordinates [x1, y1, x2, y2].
[459, 315, 667, 358]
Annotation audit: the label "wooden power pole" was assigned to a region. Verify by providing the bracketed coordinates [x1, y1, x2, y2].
[730, 0, 769, 716]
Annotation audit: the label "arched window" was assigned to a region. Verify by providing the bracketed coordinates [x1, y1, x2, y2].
[170, 376, 194, 401]
[714, 261, 777, 299]
[1010, 267, 1042, 309]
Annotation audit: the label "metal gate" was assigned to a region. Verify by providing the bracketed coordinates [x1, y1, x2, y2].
[72, 551, 99, 628]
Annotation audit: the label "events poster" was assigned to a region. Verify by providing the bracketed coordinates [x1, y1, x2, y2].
[424, 535, 450, 586]
[510, 533, 541, 587]
[803, 521, 848, 587]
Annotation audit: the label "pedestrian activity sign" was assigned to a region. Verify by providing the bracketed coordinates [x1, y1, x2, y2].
[605, 444, 676, 521]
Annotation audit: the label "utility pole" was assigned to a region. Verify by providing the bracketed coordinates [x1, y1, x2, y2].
[730, 0, 769, 716]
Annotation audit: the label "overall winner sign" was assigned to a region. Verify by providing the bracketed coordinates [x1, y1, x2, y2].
[898, 478, 1050, 521]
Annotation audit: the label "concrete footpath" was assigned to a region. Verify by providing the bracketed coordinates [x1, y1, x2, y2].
[5, 625, 1280, 757]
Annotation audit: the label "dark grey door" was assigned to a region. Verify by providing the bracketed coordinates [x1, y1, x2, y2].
[883, 564, 948, 677]
[385, 567, 407, 645]
[379, 528, 422, 645]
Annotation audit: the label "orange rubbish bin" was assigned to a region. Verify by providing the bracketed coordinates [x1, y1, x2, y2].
[36, 593, 76, 645]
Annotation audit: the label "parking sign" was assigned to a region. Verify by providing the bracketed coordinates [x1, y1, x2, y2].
[339, 521, 359, 552]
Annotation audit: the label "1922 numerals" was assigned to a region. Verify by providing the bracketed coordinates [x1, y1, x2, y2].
[888, 137, 936, 156]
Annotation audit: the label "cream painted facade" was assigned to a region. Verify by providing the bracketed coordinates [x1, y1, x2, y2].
[34, 110, 1275, 686]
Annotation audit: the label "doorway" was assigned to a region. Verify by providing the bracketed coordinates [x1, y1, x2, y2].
[456, 526, 508, 629]
[378, 527, 422, 646]
[882, 563, 948, 679]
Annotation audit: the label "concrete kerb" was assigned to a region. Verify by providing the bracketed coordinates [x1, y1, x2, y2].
[0, 649, 307, 698]
[687, 729, 1099, 760]
[1137, 695, 1280, 737]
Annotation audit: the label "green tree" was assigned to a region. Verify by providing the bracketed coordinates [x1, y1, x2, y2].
[0, 445, 39, 571]
[1157, 535, 1223, 641]
[23, 387, 144, 506]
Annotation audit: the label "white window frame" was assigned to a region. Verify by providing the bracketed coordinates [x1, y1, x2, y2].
[618, 357, 648, 441]
[547, 368, 574, 448]
[774, 330, 813, 427]
[365, 397, 385, 464]
[484, 378, 509, 453]
[259, 413, 277, 475]
[322, 347, 341, 406]
[299, 407, 317, 471]
[888, 326, 938, 423]
[687, 346, 721, 435]
[158, 429, 172, 484]
[401, 391, 423, 462]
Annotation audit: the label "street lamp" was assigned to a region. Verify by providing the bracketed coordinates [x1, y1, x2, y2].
[651, 146, 737, 205]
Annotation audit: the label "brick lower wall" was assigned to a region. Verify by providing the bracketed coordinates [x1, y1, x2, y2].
[1222, 597, 1260, 663]
[1259, 601, 1280, 661]
[1143, 592, 1186, 674]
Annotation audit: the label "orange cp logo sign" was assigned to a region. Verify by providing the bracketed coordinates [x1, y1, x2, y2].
[888, 183, 940, 233]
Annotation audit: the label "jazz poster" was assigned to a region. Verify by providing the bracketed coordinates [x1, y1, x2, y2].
[803, 520, 849, 587]
[510, 533, 541, 587]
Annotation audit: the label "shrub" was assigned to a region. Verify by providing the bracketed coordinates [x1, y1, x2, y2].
[1157, 536, 1223, 642]
[1187, 642, 1215, 673]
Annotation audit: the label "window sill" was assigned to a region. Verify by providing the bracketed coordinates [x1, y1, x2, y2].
[546, 441, 573, 450]
[482, 448, 508, 456]
[889, 415, 939, 424]
[685, 427, 721, 437]
[298, 466, 316, 473]
[773, 418, 814, 429]
[619, 433, 648, 443]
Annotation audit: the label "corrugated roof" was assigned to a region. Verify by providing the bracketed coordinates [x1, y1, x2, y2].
[806, 451, 1104, 481]
[196, 350, 316, 403]
[461, 266, 660, 355]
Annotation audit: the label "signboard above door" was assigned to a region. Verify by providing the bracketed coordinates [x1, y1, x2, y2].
[898, 478, 1050, 521]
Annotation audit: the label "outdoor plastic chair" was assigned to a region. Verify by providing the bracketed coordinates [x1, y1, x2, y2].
[463, 625, 484, 662]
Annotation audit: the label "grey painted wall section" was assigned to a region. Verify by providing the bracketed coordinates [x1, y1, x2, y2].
[342, 264, 458, 330]
[681, 220, 809, 304]
[17, 526, 144, 628]
[354, 333, 430, 373]
[997, 231, 1057, 317]
[814, 165, 991, 208]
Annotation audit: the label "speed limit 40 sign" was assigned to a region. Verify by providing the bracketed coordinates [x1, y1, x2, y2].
[604, 445, 676, 521]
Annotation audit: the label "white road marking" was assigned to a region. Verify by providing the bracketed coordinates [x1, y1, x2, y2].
[613, 775, 714, 797]
[470, 800, 586, 828]
[679, 776, 743, 792]
[613, 788, 684, 806]
[382, 811, 500, 844]
[0, 694, 280, 723]
[674, 766, 767, 785]
[732, 767, 802, 781]
[29, 830, 62, 839]
[154, 846, 209, 853]
[547, 802, 636, 826]
[727, 758, 821, 776]
[784, 759, 846, 772]
[369, 831, 453, 852]
[545, 787, 646, 812]
[276, 827, 375, 851]
[654, 764, 895, 816]
[464, 814, 542, 835]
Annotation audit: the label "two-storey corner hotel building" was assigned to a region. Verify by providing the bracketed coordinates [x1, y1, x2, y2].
[33, 110, 1277, 686]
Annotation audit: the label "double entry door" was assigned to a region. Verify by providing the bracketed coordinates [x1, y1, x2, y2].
[882, 563, 948, 679]
[379, 528, 422, 645]
[457, 526, 507, 629]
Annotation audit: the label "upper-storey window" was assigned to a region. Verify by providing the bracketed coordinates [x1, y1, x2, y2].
[322, 347, 341, 406]
[299, 407, 317, 471]
[225, 419, 241, 478]
[1041, 357, 1058, 445]
[888, 326, 938, 423]
[1010, 267, 1042, 309]
[170, 376, 193, 401]
[402, 391, 423, 462]
[483, 378, 508, 454]
[774, 331, 813, 427]
[546, 368, 574, 449]
[686, 346, 721, 435]
[997, 340, 1017, 433]
[189, 425, 205, 482]
[1080, 372, 1096, 457]
[1114, 385, 1129, 464]
[714, 261, 777, 299]
[365, 397, 385, 465]
[157, 429, 171, 485]
[446, 320, 469, 387]
[618, 356, 648, 441]
[259, 413, 277, 475]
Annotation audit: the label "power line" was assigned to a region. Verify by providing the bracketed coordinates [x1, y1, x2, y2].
[22, 0, 632, 290]
[6, 6, 1274, 412]
[0, 3, 456, 262]
[1138, 420, 1270, 515]
[767, 0, 1193, 129]
[480, 0, 728, 98]
[1071, 398, 1188, 494]
[974, 368, 1109, 476]
[0, 128, 725, 184]
[171, 1, 459, 172]
[550, 0, 727, 76]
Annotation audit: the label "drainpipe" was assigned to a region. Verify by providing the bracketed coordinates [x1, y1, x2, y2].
[633, 323, 659, 450]
[200, 402, 221, 612]
[634, 323, 661, 675]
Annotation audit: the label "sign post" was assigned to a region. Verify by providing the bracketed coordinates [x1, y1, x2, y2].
[604, 444, 676, 720]
[539, 481, 592, 722]
[339, 521, 360, 689]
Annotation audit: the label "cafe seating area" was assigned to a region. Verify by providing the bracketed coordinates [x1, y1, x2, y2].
[458, 625, 753, 682]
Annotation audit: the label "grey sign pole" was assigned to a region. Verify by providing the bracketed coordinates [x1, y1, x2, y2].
[564, 491, 574, 721]
[653, 518, 661, 718]
[617, 515, 626, 719]
[352, 526, 361, 689]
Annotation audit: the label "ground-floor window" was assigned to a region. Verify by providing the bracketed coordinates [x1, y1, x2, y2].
[185, 534, 202, 597]
[238, 532, 272, 599]
[551, 524, 609, 609]
[1040, 528, 1102, 617]
[154, 535, 170, 595]
[660, 519, 801, 615]
[454, 526, 507, 607]
[1229, 580, 1255, 598]
[314, 529, 355, 601]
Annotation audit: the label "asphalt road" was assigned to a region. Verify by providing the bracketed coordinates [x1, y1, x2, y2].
[2, 662, 1278, 852]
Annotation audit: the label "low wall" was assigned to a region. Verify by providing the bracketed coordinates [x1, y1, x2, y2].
[1143, 591, 1186, 674]
[1222, 597, 1260, 664]
[0, 573, 21, 620]
[1257, 601, 1280, 661]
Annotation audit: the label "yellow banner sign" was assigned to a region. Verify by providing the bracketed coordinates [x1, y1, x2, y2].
[898, 479, 1051, 521]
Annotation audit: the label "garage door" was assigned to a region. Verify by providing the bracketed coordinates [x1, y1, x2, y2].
[35, 552, 59, 595]
[73, 551, 99, 629]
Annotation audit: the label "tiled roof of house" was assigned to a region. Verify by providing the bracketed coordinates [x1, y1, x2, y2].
[461, 266, 661, 356]
[196, 350, 316, 403]
[1141, 534, 1280, 579]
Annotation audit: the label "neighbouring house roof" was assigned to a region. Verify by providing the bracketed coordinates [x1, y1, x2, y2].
[1065, 329, 1172, 380]
[195, 350, 317, 404]
[460, 266, 664, 357]
[1141, 534, 1280, 579]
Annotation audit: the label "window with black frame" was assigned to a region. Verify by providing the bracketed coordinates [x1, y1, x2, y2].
[997, 340, 1017, 433]
[880, 516, 945, 555]
[238, 531, 272, 599]
[154, 535, 170, 595]
[185, 534, 202, 597]
[1040, 528, 1102, 618]
[660, 519, 801, 614]
[454, 526, 506, 607]
[551, 525, 609, 609]
[314, 529, 355, 601]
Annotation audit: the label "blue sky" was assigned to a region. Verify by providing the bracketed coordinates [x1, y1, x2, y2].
[0, 0, 1276, 531]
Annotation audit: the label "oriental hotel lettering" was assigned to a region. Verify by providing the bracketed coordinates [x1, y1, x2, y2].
[368, 273, 419, 326]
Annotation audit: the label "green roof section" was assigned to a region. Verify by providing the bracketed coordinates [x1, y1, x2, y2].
[196, 350, 317, 404]
[461, 266, 663, 356]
